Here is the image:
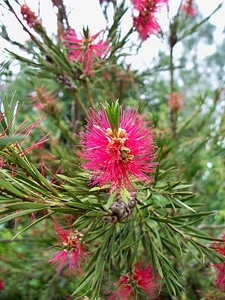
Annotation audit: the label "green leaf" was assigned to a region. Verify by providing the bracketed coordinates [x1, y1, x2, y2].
[11, 211, 54, 240]
[0, 209, 46, 225]
[104, 99, 120, 131]
[170, 197, 196, 212]
[0, 176, 26, 198]
[0, 135, 23, 148]
[5, 202, 50, 211]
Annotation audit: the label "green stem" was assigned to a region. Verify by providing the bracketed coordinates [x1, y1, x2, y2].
[72, 91, 88, 116]
[169, 45, 177, 137]
[83, 79, 95, 109]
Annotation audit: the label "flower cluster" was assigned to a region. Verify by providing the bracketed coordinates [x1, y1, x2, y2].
[132, 0, 168, 41]
[109, 262, 161, 299]
[168, 91, 184, 112]
[20, 4, 42, 28]
[181, 0, 197, 17]
[0, 279, 4, 291]
[79, 105, 157, 192]
[211, 234, 225, 291]
[64, 28, 110, 77]
[48, 224, 86, 273]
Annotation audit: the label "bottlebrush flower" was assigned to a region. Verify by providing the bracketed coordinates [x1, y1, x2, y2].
[0, 279, 4, 290]
[109, 275, 135, 300]
[79, 103, 157, 192]
[211, 234, 225, 291]
[168, 91, 184, 112]
[20, 4, 42, 28]
[64, 27, 110, 77]
[181, 0, 197, 17]
[109, 262, 161, 299]
[132, 262, 161, 297]
[132, 0, 168, 41]
[48, 224, 86, 273]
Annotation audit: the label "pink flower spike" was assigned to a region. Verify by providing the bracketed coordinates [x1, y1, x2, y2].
[168, 91, 184, 112]
[64, 28, 110, 78]
[48, 249, 69, 273]
[132, 0, 168, 40]
[109, 275, 135, 300]
[214, 262, 225, 291]
[181, 0, 197, 17]
[48, 224, 86, 273]
[0, 279, 4, 291]
[79, 106, 157, 192]
[20, 4, 42, 28]
[132, 262, 161, 297]
[211, 233, 225, 291]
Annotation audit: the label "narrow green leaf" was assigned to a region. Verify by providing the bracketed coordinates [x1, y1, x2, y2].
[5, 202, 50, 211]
[0, 177, 26, 198]
[170, 197, 196, 212]
[0, 135, 23, 147]
[11, 211, 54, 240]
[0, 209, 46, 225]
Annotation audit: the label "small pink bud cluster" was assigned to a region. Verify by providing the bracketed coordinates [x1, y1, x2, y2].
[181, 0, 197, 17]
[20, 4, 42, 28]
[168, 92, 184, 112]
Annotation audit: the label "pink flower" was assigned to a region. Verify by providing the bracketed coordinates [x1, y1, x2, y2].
[20, 4, 42, 28]
[181, 0, 197, 17]
[211, 234, 225, 291]
[132, 262, 161, 297]
[79, 106, 157, 192]
[48, 224, 86, 273]
[109, 262, 161, 299]
[64, 28, 110, 77]
[168, 91, 184, 112]
[109, 275, 135, 300]
[0, 279, 4, 290]
[132, 0, 168, 41]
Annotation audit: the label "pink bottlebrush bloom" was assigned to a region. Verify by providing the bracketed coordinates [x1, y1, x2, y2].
[109, 262, 160, 299]
[212, 234, 225, 256]
[168, 91, 184, 112]
[132, 262, 161, 297]
[109, 275, 135, 300]
[48, 224, 86, 273]
[64, 28, 110, 77]
[181, 0, 197, 17]
[214, 263, 225, 292]
[211, 234, 225, 291]
[0, 279, 4, 290]
[20, 4, 42, 28]
[132, 0, 168, 40]
[79, 106, 157, 192]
